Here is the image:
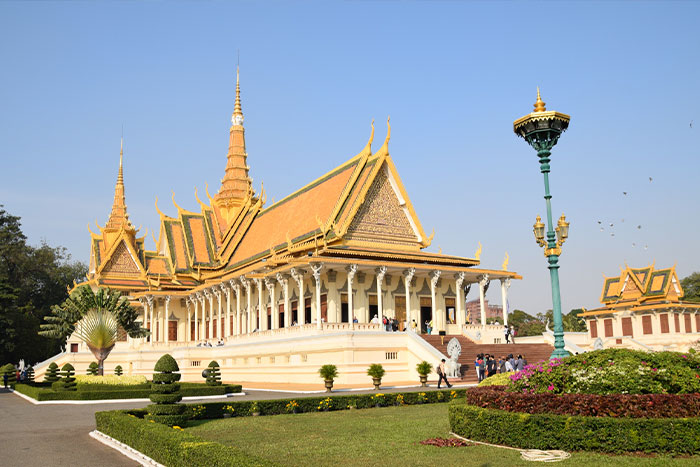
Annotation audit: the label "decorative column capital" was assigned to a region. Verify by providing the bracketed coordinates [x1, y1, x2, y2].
[196, 292, 206, 304]
[430, 270, 442, 288]
[310, 263, 323, 282]
[276, 272, 288, 287]
[455, 271, 465, 288]
[376, 266, 387, 284]
[501, 278, 512, 289]
[164, 295, 171, 306]
[479, 274, 490, 287]
[264, 277, 275, 294]
[404, 267, 415, 284]
[203, 288, 212, 300]
[213, 287, 222, 299]
[239, 276, 250, 292]
[346, 264, 358, 281]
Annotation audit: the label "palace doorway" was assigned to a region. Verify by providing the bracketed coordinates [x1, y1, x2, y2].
[395, 296, 406, 330]
[420, 296, 432, 333]
[168, 321, 177, 341]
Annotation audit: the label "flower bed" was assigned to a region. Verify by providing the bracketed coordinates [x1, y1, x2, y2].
[75, 374, 148, 389]
[13, 383, 242, 401]
[465, 386, 700, 418]
[509, 349, 700, 395]
[449, 401, 700, 454]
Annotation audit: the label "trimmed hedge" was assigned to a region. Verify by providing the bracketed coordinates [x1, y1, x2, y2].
[95, 410, 270, 466]
[44, 362, 59, 383]
[13, 383, 242, 401]
[184, 389, 465, 419]
[465, 386, 700, 418]
[449, 401, 700, 454]
[206, 361, 222, 386]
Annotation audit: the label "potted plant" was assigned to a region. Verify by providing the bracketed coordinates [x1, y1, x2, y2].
[318, 364, 338, 393]
[367, 363, 385, 390]
[416, 361, 432, 387]
[222, 404, 235, 418]
[250, 401, 260, 416]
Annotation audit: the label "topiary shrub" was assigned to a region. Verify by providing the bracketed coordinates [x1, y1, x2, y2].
[25, 366, 35, 384]
[206, 361, 222, 386]
[1, 363, 16, 386]
[87, 362, 99, 376]
[146, 354, 187, 426]
[114, 365, 123, 376]
[44, 362, 60, 383]
[56, 363, 77, 391]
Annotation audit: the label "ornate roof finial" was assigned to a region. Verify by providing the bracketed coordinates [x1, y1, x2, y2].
[232, 65, 244, 126]
[534, 87, 546, 112]
[105, 138, 134, 232]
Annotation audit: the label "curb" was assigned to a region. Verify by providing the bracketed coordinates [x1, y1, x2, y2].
[90, 430, 164, 467]
[9, 388, 246, 405]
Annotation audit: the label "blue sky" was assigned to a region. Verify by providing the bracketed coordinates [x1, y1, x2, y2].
[1, 1, 699, 316]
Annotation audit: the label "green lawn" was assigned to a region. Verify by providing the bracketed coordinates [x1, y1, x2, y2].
[186, 404, 700, 466]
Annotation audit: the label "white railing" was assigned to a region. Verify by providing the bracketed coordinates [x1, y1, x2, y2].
[145, 322, 384, 349]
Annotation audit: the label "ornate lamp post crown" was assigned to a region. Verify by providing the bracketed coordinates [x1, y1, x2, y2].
[514, 89, 571, 359]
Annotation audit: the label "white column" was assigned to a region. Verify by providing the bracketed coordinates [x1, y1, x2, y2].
[265, 278, 277, 330]
[455, 272, 465, 328]
[500, 278, 511, 326]
[405, 268, 415, 329]
[214, 287, 222, 339]
[376, 266, 387, 327]
[240, 277, 252, 334]
[194, 295, 200, 341]
[147, 296, 154, 345]
[479, 274, 489, 326]
[231, 280, 241, 336]
[138, 298, 146, 345]
[185, 298, 192, 343]
[430, 271, 441, 335]
[164, 296, 171, 343]
[311, 264, 323, 329]
[347, 265, 357, 328]
[222, 284, 231, 338]
[277, 273, 290, 328]
[291, 268, 304, 325]
[197, 293, 206, 341]
[204, 289, 214, 339]
[256, 278, 265, 331]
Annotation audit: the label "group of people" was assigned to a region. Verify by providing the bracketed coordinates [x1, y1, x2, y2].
[474, 353, 528, 382]
[195, 339, 226, 347]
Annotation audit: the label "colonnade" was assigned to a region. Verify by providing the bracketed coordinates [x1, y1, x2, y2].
[136, 264, 514, 344]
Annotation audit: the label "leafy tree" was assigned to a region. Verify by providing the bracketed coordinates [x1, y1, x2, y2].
[509, 309, 545, 337]
[1, 363, 16, 386]
[681, 272, 700, 303]
[40, 286, 149, 375]
[563, 308, 588, 332]
[0, 206, 87, 364]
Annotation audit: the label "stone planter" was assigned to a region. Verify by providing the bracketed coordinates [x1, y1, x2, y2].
[325, 379, 334, 393]
[223, 413, 232, 418]
[251, 412, 260, 417]
[419, 375, 428, 387]
[372, 378, 382, 390]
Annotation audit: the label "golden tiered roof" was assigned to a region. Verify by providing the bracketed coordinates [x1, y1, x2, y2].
[581, 264, 700, 316]
[83, 73, 518, 295]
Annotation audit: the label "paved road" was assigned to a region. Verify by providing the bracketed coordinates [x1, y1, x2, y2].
[0, 384, 463, 466]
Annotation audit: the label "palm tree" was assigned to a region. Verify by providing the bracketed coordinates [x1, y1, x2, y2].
[40, 286, 149, 375]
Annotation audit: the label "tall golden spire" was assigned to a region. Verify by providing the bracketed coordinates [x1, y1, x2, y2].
[105, 137, 134, 232]
[215, 66, 253, 210]
[534, 87, 546, 112]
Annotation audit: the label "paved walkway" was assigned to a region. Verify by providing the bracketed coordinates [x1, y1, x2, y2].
[0, 383, 472, 466]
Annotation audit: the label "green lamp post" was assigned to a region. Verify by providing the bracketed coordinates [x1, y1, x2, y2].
[513, 89, 571, 359]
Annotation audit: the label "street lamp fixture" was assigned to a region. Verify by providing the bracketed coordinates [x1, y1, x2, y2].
[514, 88, 571, 359]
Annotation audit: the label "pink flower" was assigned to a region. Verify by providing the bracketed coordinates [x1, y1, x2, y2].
[547, 385, 555, 391]
[652, 368, 658, 372]
[682, 355, 688, 359]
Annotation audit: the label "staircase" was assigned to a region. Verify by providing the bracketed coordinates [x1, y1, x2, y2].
[420, 335, 554, 384]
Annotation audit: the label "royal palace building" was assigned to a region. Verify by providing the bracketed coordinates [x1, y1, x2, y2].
[41, 72, 523, 385]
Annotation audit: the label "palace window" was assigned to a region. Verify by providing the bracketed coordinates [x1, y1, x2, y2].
[603, 319, 613, 337]
[684, 314, 692, 333]
[190, 361, 201, 367]
[621, 317, 633, 337]
[642, 315, 653, 335]
[660, 314, 670, 333]
[589, 320, 598, 339]
[385, 352, 398, 360]
[70, 343, 79, 353]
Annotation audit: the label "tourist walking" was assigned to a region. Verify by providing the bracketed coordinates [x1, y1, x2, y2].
[410, 319, 418, 332]
[504, 326, 510, 344]
[437, 358, 452, 389]
[3, 371, 8, 389]
[498, 356, 506, 373]
[510, 325, 516, 343]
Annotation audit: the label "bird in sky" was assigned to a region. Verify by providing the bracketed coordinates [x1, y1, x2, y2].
[644, 245, 648, 250]
[632, 243, 636, 247]
[649, 177, 653, 182]
[597, 220, 602, 224]
[610, 223, 614, 227]
[623, 191, 627, 195]
[611, 233, 615, 237]
[637, 225, 642, 229]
